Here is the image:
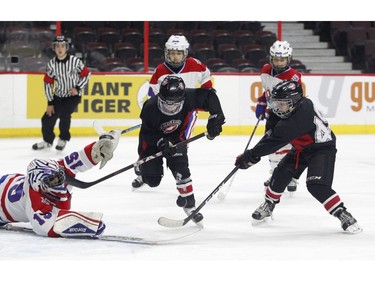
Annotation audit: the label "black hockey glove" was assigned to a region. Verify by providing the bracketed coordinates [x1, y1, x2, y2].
[235, 149, 261, 169]
[206, 113, 225, 140]
[157, 137, 176, 159]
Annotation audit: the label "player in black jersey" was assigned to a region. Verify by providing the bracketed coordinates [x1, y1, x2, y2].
[32, 35, 91, 151]
[136, 75, 225, 225]
[235, 80, 362, 234]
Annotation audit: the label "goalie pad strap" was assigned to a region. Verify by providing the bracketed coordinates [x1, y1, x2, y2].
[53, 210, 103, 237]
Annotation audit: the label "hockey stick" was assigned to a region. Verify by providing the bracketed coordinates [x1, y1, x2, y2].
[158, 116, 263, 228]
[66, 132, 208, 189]
[119, 124, 141, 134]
[217, 115, 262, 201]
[158, 166, 240, 227]
[1, 224, 202, 245]
[93, 120, 141, 135]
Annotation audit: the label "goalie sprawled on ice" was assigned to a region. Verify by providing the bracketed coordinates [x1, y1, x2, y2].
[0, 130, 121, 237]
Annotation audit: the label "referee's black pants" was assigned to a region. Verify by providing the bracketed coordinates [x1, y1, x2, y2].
[41, 96, 81, 144]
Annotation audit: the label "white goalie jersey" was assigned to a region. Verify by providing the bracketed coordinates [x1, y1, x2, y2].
[0, 142, 103, 237]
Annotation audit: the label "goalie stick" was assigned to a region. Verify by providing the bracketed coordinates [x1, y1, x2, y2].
[217, 115, 262, 201]
[158, 118, 263, 228]
[1, 224, 202, 245]
[66, 132, 208, 189]
[93, 120, 141, 135]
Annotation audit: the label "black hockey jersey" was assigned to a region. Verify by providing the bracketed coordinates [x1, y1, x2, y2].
[251, 97, 336, 158]
[138, 88, 224, 157]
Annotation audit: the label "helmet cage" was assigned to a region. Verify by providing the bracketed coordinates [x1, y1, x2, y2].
[164, 35, 189, 68]
[270, 80, 302, 119]
[269, 98, 296, 119]
[27, 159, 68, 201]
[158, 76, 185, 115]
[158, 98, 185, 116]
[269, 40, 292, 70]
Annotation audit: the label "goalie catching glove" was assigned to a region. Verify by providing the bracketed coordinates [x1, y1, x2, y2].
[91, 129, 121, 169]
[157, 137, 176, 159]
[206, 113, 225, 140]
[235, 149, 261, 169]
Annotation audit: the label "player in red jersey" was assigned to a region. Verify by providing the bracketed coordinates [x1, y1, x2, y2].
[255, 40, 302, 194]
[132, 35, 213, 188]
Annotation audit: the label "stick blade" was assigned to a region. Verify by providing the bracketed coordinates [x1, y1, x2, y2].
[157, 217, 185, 228]
[217, 191, 227, 201]
[93, 120, 106, 135]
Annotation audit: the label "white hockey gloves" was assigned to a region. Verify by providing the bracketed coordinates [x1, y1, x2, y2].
[91, 129, 121, 169]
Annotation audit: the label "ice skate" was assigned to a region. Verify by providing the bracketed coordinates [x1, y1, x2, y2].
[32, 141, 52, 150]
[176, 195, 204, 228]
[287, 178, 298, 196]
[132, 165, 144, 190]
[264, 177, 270, 188]
[252, 200, 275, 226]
[183, 207, 204, 228]
[55, 138, 67, 151]
[131, 175, 144, 190]
[334, 208, 363, 234]
[263, 177, 271, 192]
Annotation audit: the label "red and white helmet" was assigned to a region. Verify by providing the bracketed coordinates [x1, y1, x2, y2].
[164, 35, 190, 68]
[27, 159, 70, 204]
[269, 40, 292, 70]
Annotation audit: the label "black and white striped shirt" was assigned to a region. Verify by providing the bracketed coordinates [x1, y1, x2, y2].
[43, 54, 91, 104]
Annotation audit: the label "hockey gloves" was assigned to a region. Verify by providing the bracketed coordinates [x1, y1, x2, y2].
[157, 137, 177, 159]
[207, 113, 225, 140]
[91, 129, 121, 169]
[235, 149, 261, 169]
[255, 96, 267, 120]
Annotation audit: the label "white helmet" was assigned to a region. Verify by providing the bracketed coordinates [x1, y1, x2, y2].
[164, 35, 190, 68]
[27, 159, 69, 205]
[269, 40, 292, 70]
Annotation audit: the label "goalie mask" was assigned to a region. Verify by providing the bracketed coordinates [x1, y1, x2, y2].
[27, 159, 70, 205]
[164, 35, 189, 68]
[158, 76, 185, 116]
[269, 40, 292, 72]
[269, 80, 302, 119]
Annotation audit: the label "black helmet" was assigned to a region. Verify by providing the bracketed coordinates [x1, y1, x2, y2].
[270, 80, 303, 119]
[158, 76, 185, 115]
[52, 35, 69, 50]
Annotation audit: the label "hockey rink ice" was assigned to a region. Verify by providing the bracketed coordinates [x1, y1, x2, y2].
[1, 133, 374, 280]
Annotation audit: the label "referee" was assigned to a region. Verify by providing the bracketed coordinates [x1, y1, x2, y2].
[32, 35, 91, 151]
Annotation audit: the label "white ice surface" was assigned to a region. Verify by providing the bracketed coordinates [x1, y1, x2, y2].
[0, 134, 374, 280]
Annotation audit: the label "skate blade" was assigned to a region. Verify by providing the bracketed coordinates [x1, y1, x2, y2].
[345, 223, 363, 234]
[252, 217, 268, 226]
[251, 215, 273, 226]
[193, 221, 204, 229]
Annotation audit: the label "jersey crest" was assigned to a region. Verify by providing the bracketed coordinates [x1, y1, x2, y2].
[160, 120, 182, 134]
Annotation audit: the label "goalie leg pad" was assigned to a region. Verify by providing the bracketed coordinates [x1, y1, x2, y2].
[53, 210, 104, 237]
